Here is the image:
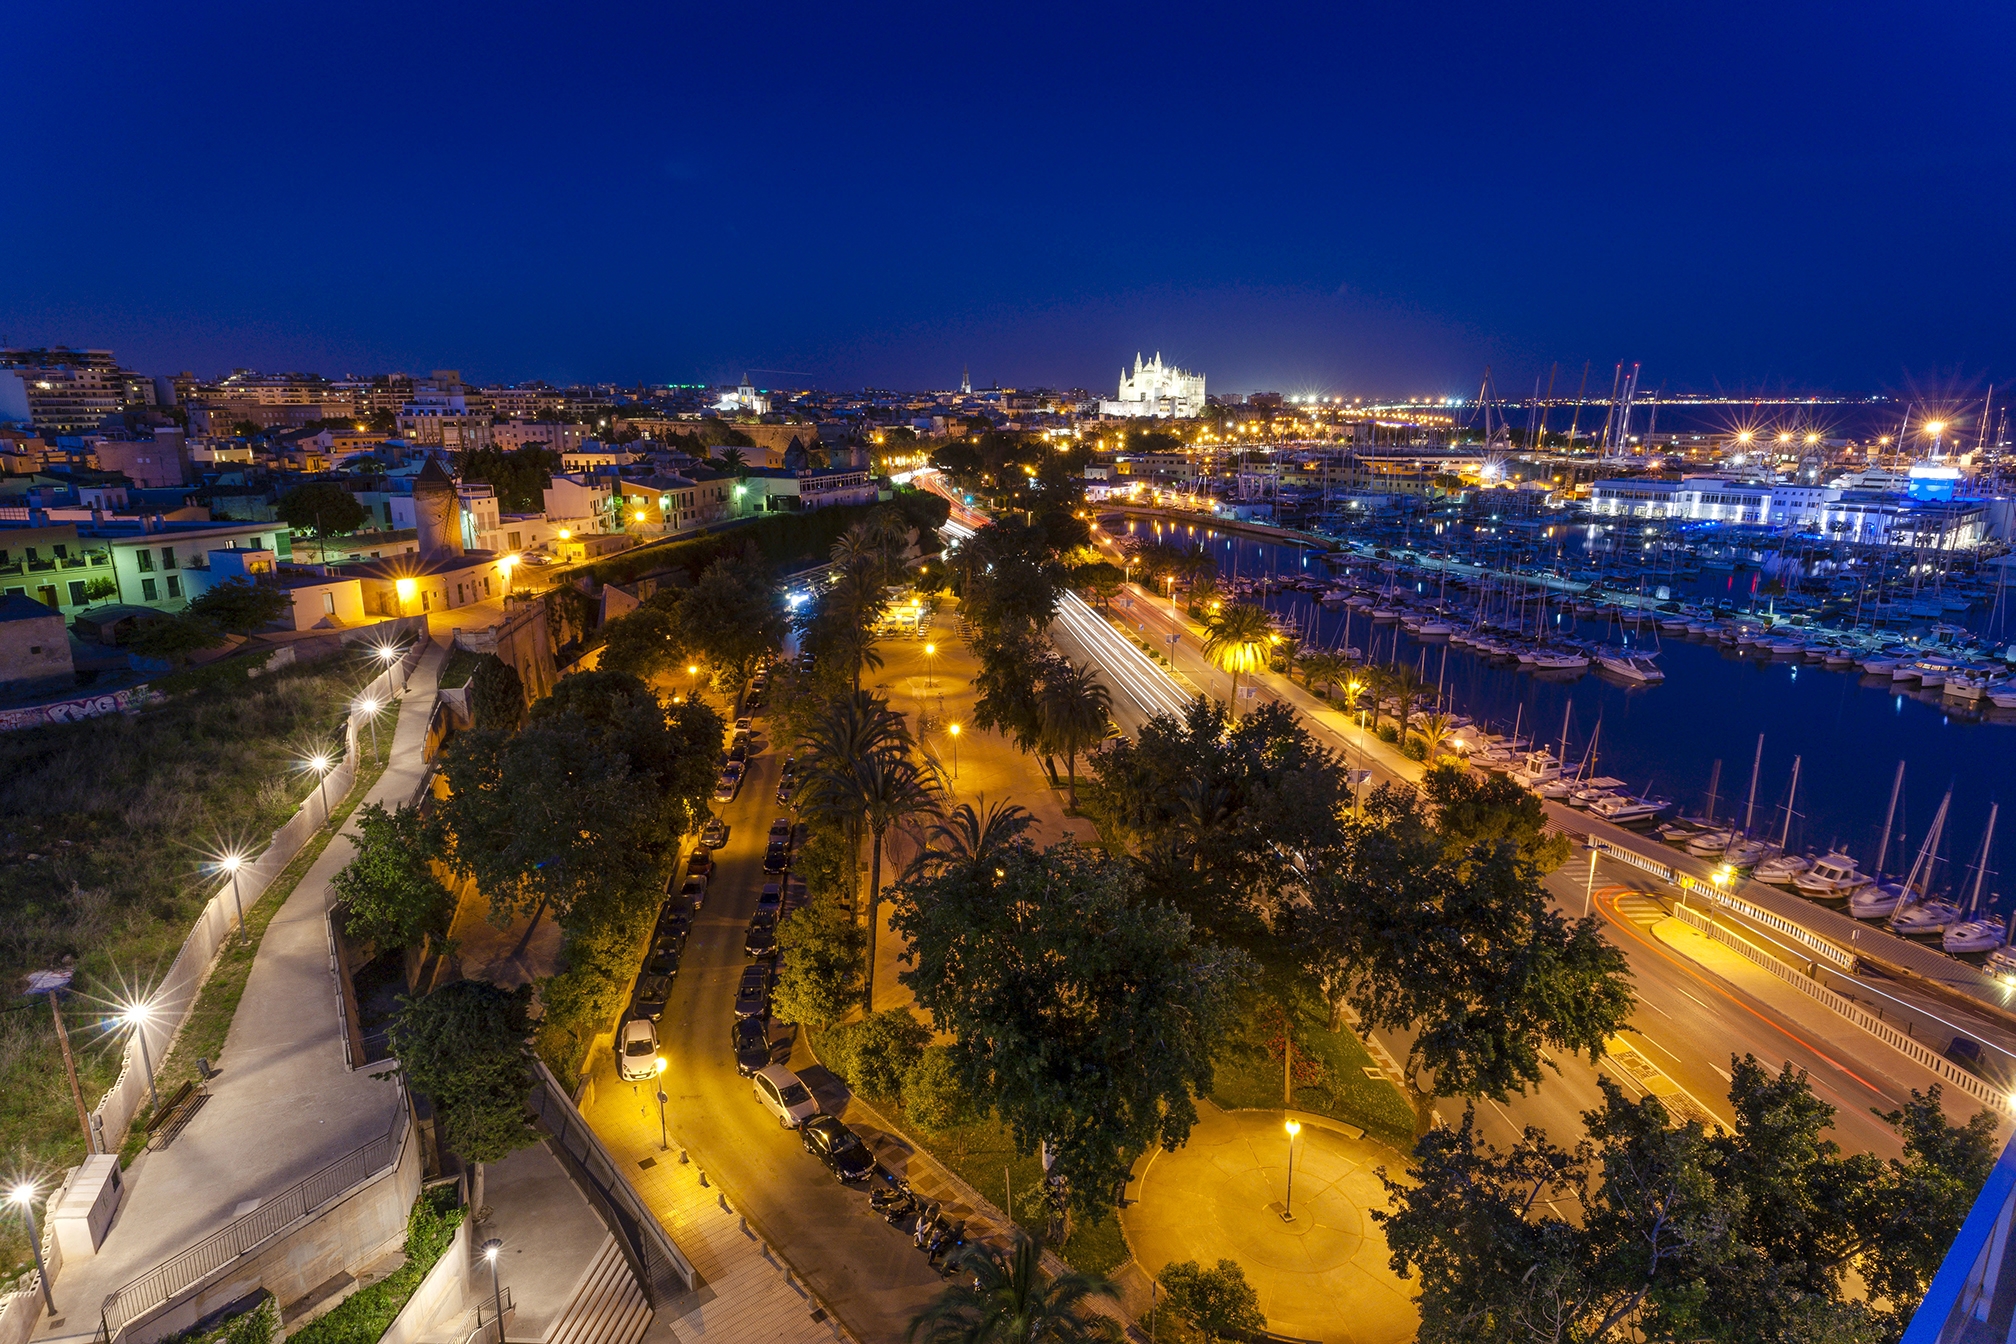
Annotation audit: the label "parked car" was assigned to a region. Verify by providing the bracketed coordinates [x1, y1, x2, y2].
[775, 779, 796, 806]
[752, 1064, 820, 1129]
[679, 875, 707, 907]
[744, 694, 765, 714]
[731, 1017, 772, 1076]
[713, 764, 744, 802]
[649, 926, 688, 963]
[744, 914, 778, 959]
[750, 674, 769, 693]
[617, 1017, 659, 1082]
[763, 844, 790, 875]
[769, 816, 792, 840]
[757, 882, 783, 915]
[799, 1115, 876, 1183]
[702, 818, 729, 849]
[632, 971, 672, 1021]
[733, 964, 772, 1020]
[735, 715, 754, 733]
[643, 944, 682, 978]
[779, 755, 795, 779]
[728, 740, 748, 765]
[686, 853, 713, 878]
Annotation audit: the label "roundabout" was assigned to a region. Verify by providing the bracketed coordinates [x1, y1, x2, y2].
[1120, 1104, 1418, 1344]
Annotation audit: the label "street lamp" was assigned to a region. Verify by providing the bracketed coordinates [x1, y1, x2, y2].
[923, 642, 937, 691]
[394, 576, 416, 616]
[497, 554, 517, 597]
[9, 1184, 55, 1316]
[307, 753, 334, 820]
[1281, 1119, 1302, 1221]
[220, 851, 249, 944]
[122, 1002, 161, 1117]
[481, 1239, 506, 1344]
[1583, 844, 1600, 917]
[947, 723, 960, 781]
[655, 1058, 669, 1151]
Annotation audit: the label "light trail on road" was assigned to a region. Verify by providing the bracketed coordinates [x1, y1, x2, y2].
[1052, 591, 1194, 720]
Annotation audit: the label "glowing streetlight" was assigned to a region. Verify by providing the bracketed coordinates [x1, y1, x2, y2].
[121, 1002, 161, 1117]
[394, 576, 417, 616]
[497, 554, 518, 596]
[219, 851, 250, 944]
[355, 695, 382, 759]
[481, 1239, 506, 1343]
[1281, 1119, 1302, 1221]
[923, 642, 937, 691]
[9, 1184, 55, 1315]
[947, 722, 960, 781]
[307, 753, 335, 820]
[655, 1057, 670, 1151]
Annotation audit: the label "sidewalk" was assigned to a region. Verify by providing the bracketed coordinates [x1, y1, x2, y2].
[36, 640, 448, 1344]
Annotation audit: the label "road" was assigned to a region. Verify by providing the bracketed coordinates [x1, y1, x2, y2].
[1045, 574, 2000, 1161]
[586, 710, 945, 1342]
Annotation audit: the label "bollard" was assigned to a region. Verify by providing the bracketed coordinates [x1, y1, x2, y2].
[679, 1149, 689, 1165]
[718, 1192, 729, 1213]
[698, 1168, 708, 1187]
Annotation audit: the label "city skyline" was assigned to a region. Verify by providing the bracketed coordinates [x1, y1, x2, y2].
[6, 2, 2014, 394]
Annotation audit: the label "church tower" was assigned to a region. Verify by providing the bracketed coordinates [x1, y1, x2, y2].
[961, 364, 971, 395]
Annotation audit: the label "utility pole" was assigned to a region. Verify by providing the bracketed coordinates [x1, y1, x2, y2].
[50, 992, 94, 1154]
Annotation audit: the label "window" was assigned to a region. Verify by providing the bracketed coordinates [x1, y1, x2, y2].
[53, 544, 68, 559]
[142, 578, 158, 601]
[483, 577, 491, 596]
[137, 549, 154, 572]
[166, 576, 182, 599]
[507, 531, 521, 550]
[161, 547, 177, 570]
[322, 592, 336, 615]
[68, 581, 86, 605]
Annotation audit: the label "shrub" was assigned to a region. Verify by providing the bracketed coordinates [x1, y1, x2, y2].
[903, 1046, 976, 1133]
[772, 897, 864, 1028]
[288, 1189, 462, 1344]
[1400, 734, 1428, 761]
[1156, 1258, 1266, 1342]
[1374, 722, 1400, 744]
[823, 1009, 930, 1100]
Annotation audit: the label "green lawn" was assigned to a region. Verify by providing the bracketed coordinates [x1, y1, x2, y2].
[1210, 1023, 1417, 1153]
[437, 645, 482, 690]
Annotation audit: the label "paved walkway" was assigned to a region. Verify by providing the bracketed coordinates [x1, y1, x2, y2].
[1119, 1104, 1417, 1344]
[36, 641, 447, 1344]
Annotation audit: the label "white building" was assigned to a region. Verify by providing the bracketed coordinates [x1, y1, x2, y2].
[1099, 352, 1205, 419]
[1589, 476, 1985, 548]
[713, 376, 770, 416]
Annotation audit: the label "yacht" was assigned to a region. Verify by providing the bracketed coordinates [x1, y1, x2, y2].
[1589, 794, 1669, 824]
[1944, 915, 2007, 954]
[1754, 851, 1812, 885]
[1596, 651, 1666, 683]
[1533, 649, 1590, 671]
[1792, 852, 1871, 900]
[1684, 828, 1740, 856]
[1890, 898, 1962, 934]
[1990, 686, 2016, 710]
[1986, 946, 2016, 983]
[1722, 838, 1775, 870]
[1508, 750, 1563, 789]
[1849, 880, 1908, 918]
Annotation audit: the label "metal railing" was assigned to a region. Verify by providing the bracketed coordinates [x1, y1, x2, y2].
[98, 1096, 410, 1344]
[1590, 837, 1855, 968]
[1671, 903, 2011, 1113]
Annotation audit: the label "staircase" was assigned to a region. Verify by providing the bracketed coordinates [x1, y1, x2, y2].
[542, 1237, 651, 1344]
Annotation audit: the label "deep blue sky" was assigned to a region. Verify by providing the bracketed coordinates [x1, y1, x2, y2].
[4, 1, 2012, 397]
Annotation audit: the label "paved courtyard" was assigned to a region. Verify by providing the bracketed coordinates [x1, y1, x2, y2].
[1119, 1104, 1418, 1344]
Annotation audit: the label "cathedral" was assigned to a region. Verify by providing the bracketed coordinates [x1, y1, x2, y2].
[1099, 352, 1205, 418]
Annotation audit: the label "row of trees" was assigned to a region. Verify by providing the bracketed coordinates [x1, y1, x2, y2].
[595, 545, 788, 704]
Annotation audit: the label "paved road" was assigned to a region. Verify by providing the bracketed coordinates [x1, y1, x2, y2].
[632, 713, 944, 1342]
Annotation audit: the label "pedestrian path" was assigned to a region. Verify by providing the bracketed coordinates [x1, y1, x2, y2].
[34, 640, 447, 1344]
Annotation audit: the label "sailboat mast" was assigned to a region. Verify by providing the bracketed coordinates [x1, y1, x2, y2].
[1744, 734, 1765, 835]
[1559, 701, 1572, 766]
[1968, 804, 1998, 913]
[1875, 760, 1905, 876]
[1779, 756, 1801, 850]
[1704, 759, 1722, 824]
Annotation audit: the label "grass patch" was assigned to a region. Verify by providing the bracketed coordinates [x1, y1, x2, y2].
[808, 1027, 1130, 1277]
[116, 743, 394, 1168]
[0, 652, 399, 1280]
[288, 1185, 462, 1344]
[1210, 1023, 1415, 1152]
[437, 646, 481, 691]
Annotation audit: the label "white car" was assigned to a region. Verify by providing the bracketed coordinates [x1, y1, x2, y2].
[751, 1064, 820, 1129]
[617, 1017, 660, 1082]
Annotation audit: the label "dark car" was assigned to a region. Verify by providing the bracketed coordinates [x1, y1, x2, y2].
[744, 694, 765, 714]
[649, 927, 688, 962]
[775, 779, 795, 806]
[644, 944, 682, 978]
[763, 843, 790, 875]
[728, 740, 749, 765]
[799, 1115, 877, 1183]
[733, 965, 771, 1020]
[731, 1016, 772, 1076]
[779, 755, 795, 779]
[757, 882, 783, 915]
[744, 914, 778, 959]
[768, 816, 792, 841]
[632, 971, 673, 1020]
[686, 853, 713, 878]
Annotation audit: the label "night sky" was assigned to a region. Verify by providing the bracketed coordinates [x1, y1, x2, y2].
[5, 1, 2012, 396]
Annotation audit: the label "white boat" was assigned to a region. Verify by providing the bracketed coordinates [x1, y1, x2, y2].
[1890, 898, 1961, 934]
[1533, 650, 1590, 671]
[1590, 795, 1669, 824]
[1990, 688, 2016, 710]
[1508, 750, 1563, 788]
[1370, 608, 1399, 622]
[1986, 946, 2016, 982]
[1722, 839, 1775, 869]
[1754, 852, 1811, 885]
[1416, 621, 1454, 637]
[1763, 638, 1806, 657]
[1943, 673, 1993, 703]
[1945, 916, 2006, 954]
[1685, 828, 1740, 856]
[1850, 880, 1908, 918]
[1658, 618, 1691, 633]
[1792, 851, 1871, 900]
[1596, 651, 1666, 683]
[1861, 656, 1901, 675]
[1536, 778, 1575, 799]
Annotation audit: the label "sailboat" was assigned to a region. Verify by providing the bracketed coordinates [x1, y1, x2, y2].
[1943, 804, 2002, 953]
[1885, 789, 1958, 933]
[1753, 759, 1808, 884]
[1848, 763, 1909, 916]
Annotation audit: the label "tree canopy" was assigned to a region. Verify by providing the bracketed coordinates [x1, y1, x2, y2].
[383, 980, 540, 1165]
[185, 578, 292, 633]
[331, 801, 451, 950]
[454, 444, 562, 513]
[276, 481, 368, 535]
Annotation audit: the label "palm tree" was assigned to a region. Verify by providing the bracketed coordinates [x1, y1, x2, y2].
[1387, 660, 1429, 731]
[1174, 774, 1235, 872]
[911, 796, 1036, 882]
[823, 568, 891, 691]
[1187, 573, 1221, 616]
[851, 749, 939, 1013]
[1296, 651, 1343, 700]
[1037, 661, 1113, 804]
[1416, 711, 1459, 764]
[798, 690, 911, 899]
[717, 445, 748, 474]
[909, 1235, 1121, 1344]
[1361, 663, 1394, 735]
[1200, 603, 1274, 718]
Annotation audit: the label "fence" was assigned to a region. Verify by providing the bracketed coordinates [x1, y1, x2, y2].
[1590, 837, 1856, 969]
[1670, 903, 2012, 1113]
[526, 1062, 695, 1305]
[97, 1092, 414, 1344]
[89, 638, 428, 1154]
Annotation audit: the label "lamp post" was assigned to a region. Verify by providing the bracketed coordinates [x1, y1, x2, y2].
[655, 1057, 669, 1151]
[947, 723, 960, 782]
[124, 1004, 161, 1117]
[687, 664, 700, 703]
[1583, 844, 1600, 917]
[355, 696, 381, 760]
[481, 1239, 506, 1344]
[221, 852, 249, 944]
[498, 554, 517, 598]
[923, 643, 936, 691]
[1281, 1119, 1302, 1221]
[376, 640, 403, 693]
[308, 754, 334, 821]
[9, 1185, 55, 1315]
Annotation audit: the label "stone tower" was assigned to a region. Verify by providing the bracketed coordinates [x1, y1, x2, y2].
[412, 455, 464, 560]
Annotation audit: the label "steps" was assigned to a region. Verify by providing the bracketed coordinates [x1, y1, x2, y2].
[543, 1236, 651, 1344]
